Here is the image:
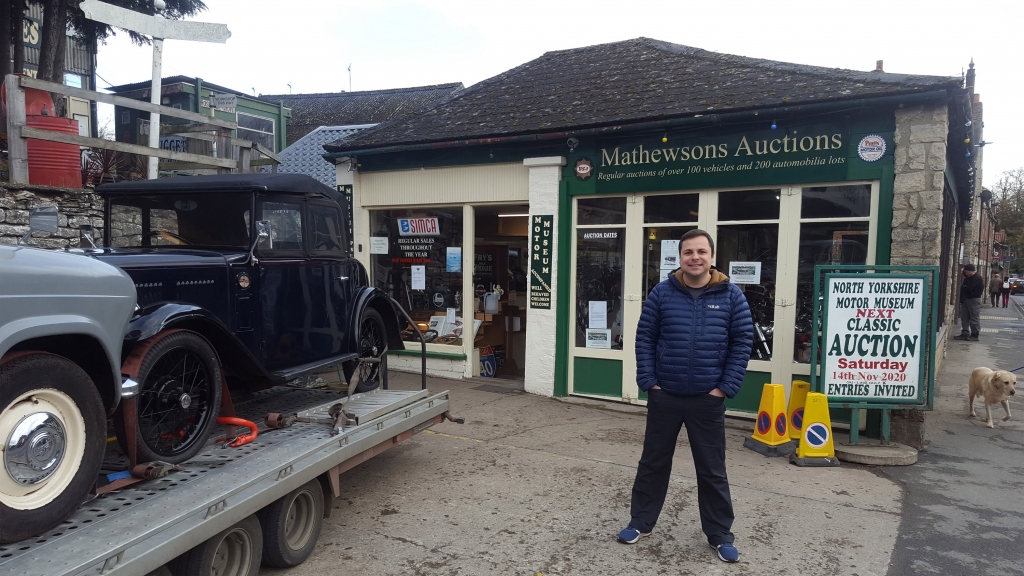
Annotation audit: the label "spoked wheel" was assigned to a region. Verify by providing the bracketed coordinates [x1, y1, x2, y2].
[260, 479, 325, 567]
[116, 331, 222, 464]
[170, 514, 262, 576]
[354, 308, 387, 393]
[0, 354, 105, 544]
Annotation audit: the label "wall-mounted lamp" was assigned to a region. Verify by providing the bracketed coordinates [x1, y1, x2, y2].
[567, 137, 579, 152]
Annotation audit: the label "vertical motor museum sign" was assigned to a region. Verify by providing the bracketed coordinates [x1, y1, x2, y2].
[822, 274, 927, 403]
[529, 215, 553, 309]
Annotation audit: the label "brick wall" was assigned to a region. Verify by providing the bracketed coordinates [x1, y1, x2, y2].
[0, 184, 104, 248]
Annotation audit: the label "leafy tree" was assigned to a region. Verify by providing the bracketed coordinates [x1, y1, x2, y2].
[992, 167, 1024, 273]
[2, 1, 208, 82]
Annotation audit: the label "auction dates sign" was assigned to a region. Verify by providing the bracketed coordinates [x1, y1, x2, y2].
[822, 274, 927, 403]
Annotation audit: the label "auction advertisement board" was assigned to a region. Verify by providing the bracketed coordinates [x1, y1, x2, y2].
[820, 273, 928, 404]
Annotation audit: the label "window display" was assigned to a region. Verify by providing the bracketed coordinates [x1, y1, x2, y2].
[370, 209, 464, 344]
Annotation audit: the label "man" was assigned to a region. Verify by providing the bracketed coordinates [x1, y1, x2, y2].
[989, 269, 1002, 307]
[618, 229, 753, 563]
[955, 264, 984, 341]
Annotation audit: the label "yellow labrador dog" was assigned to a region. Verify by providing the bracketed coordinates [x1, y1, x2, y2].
[968, 368, 1017, 428]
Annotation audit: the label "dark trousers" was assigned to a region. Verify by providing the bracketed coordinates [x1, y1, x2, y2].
[990, 292, 999, 307]
[959, 298, 981, 336]
[629, 388, 734, 545]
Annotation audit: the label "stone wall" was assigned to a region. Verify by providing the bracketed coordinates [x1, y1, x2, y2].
[889, 102, 950, 451]
[890, 103, 948, 267]
[0, 184, 104, 248]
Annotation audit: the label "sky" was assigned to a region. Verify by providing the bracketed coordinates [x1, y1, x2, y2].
[94, 0, 1023, 188]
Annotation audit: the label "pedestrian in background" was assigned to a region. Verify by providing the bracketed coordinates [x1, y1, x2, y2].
[618, 229, 753, 563]
[954, 264, 983, 341]
[1001, 276, 1011, 308]
[989, 269, 1002, 307]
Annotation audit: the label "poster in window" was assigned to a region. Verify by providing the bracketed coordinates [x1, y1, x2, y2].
[411, 265, 426, 290]
[586, 329, 612, 349]
[660, 240, 680, 269]
[589, 301, 607, 329]
[369, 237, 389, 254]
[446, 247, 462, 272]
[729, 262, 761, 285]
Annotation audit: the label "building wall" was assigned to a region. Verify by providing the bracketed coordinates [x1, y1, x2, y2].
[347, 162, 531, 379]
[890, 103, 948, 268]
[523, 158, 564, 397]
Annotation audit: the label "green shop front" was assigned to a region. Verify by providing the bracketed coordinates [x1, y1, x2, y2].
[557, 114, 893, 414]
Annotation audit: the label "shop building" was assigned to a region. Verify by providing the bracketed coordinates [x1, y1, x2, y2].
[322, 38, 979, 421]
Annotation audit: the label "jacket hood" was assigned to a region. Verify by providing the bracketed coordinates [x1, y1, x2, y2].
[671, 267, 730, 289]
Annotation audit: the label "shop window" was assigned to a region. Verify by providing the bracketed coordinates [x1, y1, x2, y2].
[577, 197, 626, 225]
[793, 222, 869, 363]
[370, 209, 464, 344]
[644, 193, 699, 224]
[801, 185, 871, 219]
[718, 189, 781, 221]
[575, 228, 625, 350]
[642, 226, 696, 299]
[716, 224, 780, 361]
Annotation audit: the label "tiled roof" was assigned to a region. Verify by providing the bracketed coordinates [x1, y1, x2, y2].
[326, 38, 963, 153]
[260, 83, 463, 146]
[277, 125, 374, 186]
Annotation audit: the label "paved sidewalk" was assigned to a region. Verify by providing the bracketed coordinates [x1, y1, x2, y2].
[881, 294, 1024, 576]
[266, 373, 902, 575]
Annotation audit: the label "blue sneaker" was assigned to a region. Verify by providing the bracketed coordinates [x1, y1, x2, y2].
[712, 542, 740, 562]
[617, 525, 651, 544]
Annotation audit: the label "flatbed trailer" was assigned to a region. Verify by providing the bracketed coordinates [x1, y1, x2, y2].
[0, 386, 451, 576]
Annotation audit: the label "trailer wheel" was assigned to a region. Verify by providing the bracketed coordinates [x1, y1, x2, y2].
[116, 331, 222, 464]
[260, 478, 325, 567]
[0, 354, 105, 544]
[354, 308, 387, 393]
[172, 514, 263, 576]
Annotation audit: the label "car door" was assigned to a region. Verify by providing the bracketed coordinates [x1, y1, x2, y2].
[256, 194, 321, 371]
[307, 200, 358, 358]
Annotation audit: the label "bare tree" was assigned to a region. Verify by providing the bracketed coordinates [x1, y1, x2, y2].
[993, 167, 1024, 272]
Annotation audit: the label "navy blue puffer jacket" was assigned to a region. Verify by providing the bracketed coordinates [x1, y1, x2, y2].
[635, 269, 754, 398]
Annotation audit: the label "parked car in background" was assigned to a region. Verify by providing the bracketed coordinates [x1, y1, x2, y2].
[0, 244, 137, 543]
[1011, 276, 1022, 295]
[89, 174, 406, 467]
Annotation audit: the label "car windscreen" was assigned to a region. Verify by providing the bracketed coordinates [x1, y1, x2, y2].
[108, 193, 251, 248]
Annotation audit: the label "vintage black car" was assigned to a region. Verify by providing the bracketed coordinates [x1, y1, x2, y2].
[92, 174, 404, 465]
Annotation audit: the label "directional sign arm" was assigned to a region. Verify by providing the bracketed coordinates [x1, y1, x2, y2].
[79, 0, 230, 43]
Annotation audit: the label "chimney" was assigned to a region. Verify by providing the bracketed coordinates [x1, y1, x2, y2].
[874, 60, 884, 72]
[966, 59, 976, 96]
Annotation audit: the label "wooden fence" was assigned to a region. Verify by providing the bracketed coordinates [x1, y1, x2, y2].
[4, 74, 281, 184]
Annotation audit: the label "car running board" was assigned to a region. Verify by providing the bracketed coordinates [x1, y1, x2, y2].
[271, 352, 360, 381]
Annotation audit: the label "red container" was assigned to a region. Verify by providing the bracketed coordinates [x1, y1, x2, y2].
[26, 115, 82, 187]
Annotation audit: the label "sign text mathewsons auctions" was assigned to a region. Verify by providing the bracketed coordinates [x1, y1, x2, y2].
[823, 276, 925, 402]
[529, 215, 553, 309]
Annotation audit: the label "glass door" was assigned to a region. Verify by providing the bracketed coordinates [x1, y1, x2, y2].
[569, 196, 628, 398]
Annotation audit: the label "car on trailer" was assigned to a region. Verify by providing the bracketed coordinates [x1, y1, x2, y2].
[88, 173, 405, 468]
[0, 243, 137, 544]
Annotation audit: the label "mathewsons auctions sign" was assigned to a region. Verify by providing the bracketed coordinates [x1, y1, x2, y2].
[823, 275, 925, 402]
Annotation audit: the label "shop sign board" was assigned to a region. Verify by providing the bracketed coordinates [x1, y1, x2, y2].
[568, 122, 890, 194]
[338, 185, 354, 252]
[397, 217, 440, 236]
[820, 273, 927, 404]
[529, 215, 553, 309]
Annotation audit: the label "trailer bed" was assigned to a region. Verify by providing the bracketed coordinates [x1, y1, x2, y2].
[0, 387, 450, 576]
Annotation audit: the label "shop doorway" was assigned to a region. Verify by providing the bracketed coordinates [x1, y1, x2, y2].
[473, 204, 530, 379]
[568, 183, 878, 412]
